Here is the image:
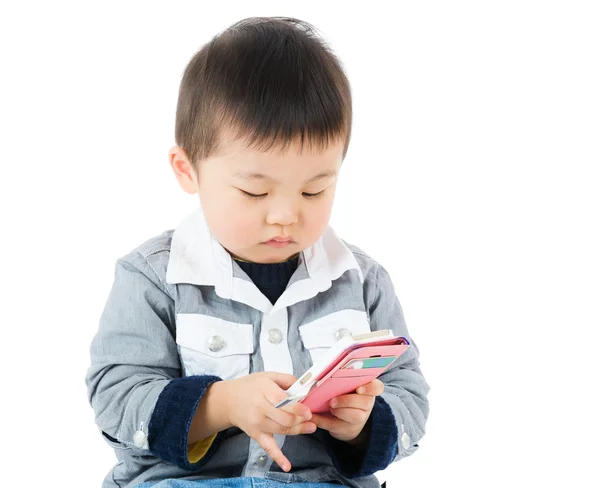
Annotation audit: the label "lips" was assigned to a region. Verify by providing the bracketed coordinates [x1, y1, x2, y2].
[263, 237, 294, 248]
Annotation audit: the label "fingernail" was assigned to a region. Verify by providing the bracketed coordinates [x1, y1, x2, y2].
[330, 399, 338, 408]
[357, 387, 365, 394]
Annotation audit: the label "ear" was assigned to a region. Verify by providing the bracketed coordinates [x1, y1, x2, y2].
[169, 146, 198, 194]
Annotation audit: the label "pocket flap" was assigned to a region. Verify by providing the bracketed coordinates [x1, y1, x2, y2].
[298, 309, 371, 349]
[176, 313, 254, 357]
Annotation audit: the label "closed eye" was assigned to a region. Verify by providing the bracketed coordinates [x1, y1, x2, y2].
[240, 189, 325, 199]
[239, 189, 267, 199]
[303, 191, 325, 199]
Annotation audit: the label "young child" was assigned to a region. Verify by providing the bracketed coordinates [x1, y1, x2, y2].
[86, 16, 430, 488]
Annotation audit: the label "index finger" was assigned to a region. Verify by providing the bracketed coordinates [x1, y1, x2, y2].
[256, 431, 291, 472]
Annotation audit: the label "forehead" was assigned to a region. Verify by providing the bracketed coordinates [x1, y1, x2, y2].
[208, 131, 344, 180]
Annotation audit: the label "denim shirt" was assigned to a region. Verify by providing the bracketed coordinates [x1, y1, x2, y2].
[85, 207, 430, 488]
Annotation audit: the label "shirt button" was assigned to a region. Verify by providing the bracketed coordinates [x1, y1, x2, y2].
[133, 430, 147, 448]
[335, 328, 352, 341]
[401, 432, 410, 450]
[208, 335, 226, 352]
[268, 329, 283, 344]
[257, 454, 268, 465]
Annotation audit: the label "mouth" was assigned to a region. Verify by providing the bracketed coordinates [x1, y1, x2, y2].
[263, 237, 294, 248]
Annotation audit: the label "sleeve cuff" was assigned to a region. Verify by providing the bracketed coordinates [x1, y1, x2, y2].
[148, 375, 223, 470]
[324, 396, 399, 478]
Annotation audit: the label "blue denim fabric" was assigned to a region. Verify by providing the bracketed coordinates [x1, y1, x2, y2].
[135, 478, 343, 488]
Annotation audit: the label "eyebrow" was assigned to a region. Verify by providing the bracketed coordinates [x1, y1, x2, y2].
[233, 169, 338, 184]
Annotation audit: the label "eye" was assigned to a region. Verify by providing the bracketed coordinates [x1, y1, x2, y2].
[302, 190, 325, 199]
[240, 189, 267, 199]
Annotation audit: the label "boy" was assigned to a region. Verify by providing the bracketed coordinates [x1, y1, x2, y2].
[86, 16, 430, 488]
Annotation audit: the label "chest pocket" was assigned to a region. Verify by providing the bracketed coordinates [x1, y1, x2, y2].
[298, 309, 372, 366]
[176, 313, 255, 381]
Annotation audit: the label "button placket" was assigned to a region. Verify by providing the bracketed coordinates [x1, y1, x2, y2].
[259, 308, 293, 374]
[245, 309, 291, 476]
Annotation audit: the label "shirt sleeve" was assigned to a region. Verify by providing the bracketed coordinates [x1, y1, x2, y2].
[85, 252, 224, 470]
[324, 262, 431, 478]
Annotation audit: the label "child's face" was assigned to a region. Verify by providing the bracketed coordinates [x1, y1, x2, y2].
[171, 133, 344, 264]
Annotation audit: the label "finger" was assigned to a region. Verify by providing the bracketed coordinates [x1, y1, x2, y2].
[278, 399, 313, 420]
[255, 431, 292, 472]
[260, 418, 317, 436]
[263, 383, 311, 418]
[311, 413, 346, 434]
[264, 404, 311, 428]
[356, 379, 385, 396]
[286, 402, 312, 420]
[330, 393, 375, 412]
[262, 389, 312, 424]
[330, 406, 370, 425]
[263, 372, 298, 390]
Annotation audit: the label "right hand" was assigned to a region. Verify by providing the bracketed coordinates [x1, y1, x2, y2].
[222, 371, 316, 472]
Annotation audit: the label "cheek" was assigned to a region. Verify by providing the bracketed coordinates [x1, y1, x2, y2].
[229, 210, 258, 240]
[219, 200, 260, 243]
[304, 199, 334, 237]
[201, 190, 259, 244]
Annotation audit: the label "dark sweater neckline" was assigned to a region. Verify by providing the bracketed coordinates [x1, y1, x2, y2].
[234, 254, 299, 305]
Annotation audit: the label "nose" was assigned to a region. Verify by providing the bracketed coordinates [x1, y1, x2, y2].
[265, 196, 299, 227]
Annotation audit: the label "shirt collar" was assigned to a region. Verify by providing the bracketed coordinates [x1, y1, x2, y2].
[166, 207, 363, 314]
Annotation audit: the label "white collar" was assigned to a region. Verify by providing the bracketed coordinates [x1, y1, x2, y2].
[166, 207, 363, 315]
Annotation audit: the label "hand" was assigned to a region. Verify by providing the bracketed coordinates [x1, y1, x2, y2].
[310, 379, 385, 444]
[222, 372, 316, 472]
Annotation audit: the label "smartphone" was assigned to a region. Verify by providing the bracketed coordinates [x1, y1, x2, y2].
[276, 336, 409, 412]
[301, 338, 409, 413]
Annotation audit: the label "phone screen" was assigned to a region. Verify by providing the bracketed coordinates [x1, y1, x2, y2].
[342, 356, 397, 370]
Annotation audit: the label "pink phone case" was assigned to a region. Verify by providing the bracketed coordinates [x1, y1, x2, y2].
[300, 338, 409, 413]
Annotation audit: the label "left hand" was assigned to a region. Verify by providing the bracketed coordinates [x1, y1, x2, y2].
[310, 379, 385, 444]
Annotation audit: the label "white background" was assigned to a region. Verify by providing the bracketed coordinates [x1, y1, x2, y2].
[1, 1, 599, 486]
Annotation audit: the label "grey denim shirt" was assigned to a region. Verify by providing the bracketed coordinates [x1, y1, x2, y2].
[86, 208, 430, 488]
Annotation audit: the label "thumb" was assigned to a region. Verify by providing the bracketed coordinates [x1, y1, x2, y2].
[263, 372, 298, 390]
